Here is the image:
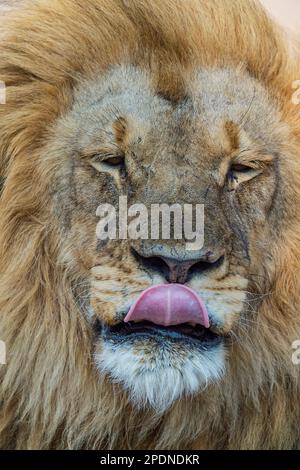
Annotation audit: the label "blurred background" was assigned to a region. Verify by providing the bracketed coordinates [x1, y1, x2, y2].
[261, 0, 300, 34]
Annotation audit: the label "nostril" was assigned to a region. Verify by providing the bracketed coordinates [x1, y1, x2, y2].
[131, 247, 225, 284]
[187, 255, 225, 281]
[144, 256, 170, 279]
[131, 249, 170, 279]
[162, 255, 224, 284]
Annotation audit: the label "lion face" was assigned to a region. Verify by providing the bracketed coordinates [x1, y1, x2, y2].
[46, 65, 285, 411]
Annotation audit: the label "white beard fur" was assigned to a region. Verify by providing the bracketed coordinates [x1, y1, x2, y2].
[95, 339, 225, 413]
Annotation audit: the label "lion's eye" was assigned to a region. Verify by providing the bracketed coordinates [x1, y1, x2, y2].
[227, 163, 260, 191]
[230, 163, 253, 173]
[100, 155, 124, 167]
[90, 154, 125, 172]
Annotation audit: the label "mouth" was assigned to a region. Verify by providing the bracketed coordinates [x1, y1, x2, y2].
[96, 282, 222, 347]
[102, 319, 220, 345]
[94, 283, 226, 410]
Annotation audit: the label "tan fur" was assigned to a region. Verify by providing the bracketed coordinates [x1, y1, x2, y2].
[1, 0, 300, 449]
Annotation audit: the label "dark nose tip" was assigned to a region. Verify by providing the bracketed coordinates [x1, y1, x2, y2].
[161, 257, 202, 283]
[132, 248, 224, 284]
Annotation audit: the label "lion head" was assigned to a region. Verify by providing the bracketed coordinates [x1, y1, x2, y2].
[1, 0, 300, 450]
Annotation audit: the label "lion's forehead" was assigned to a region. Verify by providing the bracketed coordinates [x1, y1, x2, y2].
[67, 66, 281, 160]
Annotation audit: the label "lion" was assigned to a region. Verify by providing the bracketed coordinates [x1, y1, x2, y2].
[1, 0, 300, 450]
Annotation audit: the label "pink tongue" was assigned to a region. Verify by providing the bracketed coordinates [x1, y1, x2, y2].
[124, 284, 209, 328]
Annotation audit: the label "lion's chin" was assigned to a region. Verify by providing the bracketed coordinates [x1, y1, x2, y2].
[94, 322, 225, 413]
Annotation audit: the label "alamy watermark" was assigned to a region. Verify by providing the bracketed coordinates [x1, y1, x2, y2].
[0, 340, 6, 365]
[292, 80, 300, 106]
[96, 196, 204, 251]
[292, 340, 300, 365]
[0, 81, 6, 105]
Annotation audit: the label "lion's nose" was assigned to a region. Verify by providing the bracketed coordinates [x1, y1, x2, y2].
[132, 246, 224, 284]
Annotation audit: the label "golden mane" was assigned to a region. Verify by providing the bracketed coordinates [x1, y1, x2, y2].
[1, 0, 300, 449]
